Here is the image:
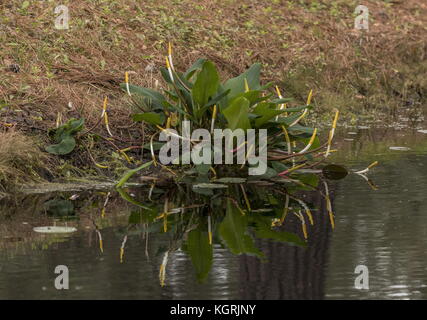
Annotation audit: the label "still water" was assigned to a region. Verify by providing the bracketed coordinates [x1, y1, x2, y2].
[0, 128, 426, 300]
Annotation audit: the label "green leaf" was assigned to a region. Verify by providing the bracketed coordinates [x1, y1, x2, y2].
[192, 61, 220, 108]
[120, 84, 165, 110]
[222, 96, 251, 130]
[116, 161, 154, 188]
[219, 200, 264, 257]
[132, 112, 164, 125]
[46, 135, 76, 155]
[184, 58, 208, 79]
[187, 229, 213, 282]
[223, 63, 262, 99]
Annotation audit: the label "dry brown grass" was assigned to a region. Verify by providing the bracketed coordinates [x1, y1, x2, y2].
[0, 130, 48, 190]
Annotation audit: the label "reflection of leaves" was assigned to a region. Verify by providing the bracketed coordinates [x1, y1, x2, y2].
[251, 215, 306, 247]
[128, 207, 158, 224]
[186, 229, 213, 282]
[44, 199, 74, 217]
[219, 200, 264, 257]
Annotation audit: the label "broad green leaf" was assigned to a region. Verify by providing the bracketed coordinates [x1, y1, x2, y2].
[219, 200, 263, 257]
[222, 96, 251, 130]
[192, 61, 220, 108]
[120, 84, 165, 110]
[322, 164, 348, 180]
[223, 63, 262, 99]
[46, 135, 76, 155]
[184, 58, 208, 79]
[187, 229, 213, 282]
[132, 112, 164, 125]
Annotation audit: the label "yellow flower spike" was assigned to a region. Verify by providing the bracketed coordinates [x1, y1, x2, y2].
[306, 89, 313, 105]
[325, 109, 340, 158]
[368, 161, 379, 169]
[211, 105, 217, 133]
[125, 71, 131, 96]
[168, 41, 172, 57]
[299, 128, 318, 153]
[166, 116, 171, 129]
[244, 78, 249, 92]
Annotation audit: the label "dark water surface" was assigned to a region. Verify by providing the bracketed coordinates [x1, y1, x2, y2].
[0, 128, 426, 299]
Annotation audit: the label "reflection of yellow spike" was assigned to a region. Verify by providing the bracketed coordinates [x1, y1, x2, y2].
[328, 208, 335, 230]
[120, 248, 124, 263]
[244, 78, 249, 92]
[306, 208, 314, 226]
[163, 214, 167, 232]
[208, 215, 212, 245]
[240, 185, 251, 211]
[209, 166, 217, 178]
[302, 222, 308, 240]
[208, 231, 212, 245]
[101, 207, 106, 218]
[99, 239, 103, 253]
[159, 251, 169, 287]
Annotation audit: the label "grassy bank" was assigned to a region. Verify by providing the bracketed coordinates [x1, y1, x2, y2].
[1, 0, 426, 188]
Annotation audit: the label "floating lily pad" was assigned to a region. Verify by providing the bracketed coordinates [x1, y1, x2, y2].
[389, 146, 411, 151]
[417, 130, 427, 134]
[33, 226, 77, 234]
[322, 164, 348, 180]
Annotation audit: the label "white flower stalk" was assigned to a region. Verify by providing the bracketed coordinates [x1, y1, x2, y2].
[168, 42, 175, 71]
[325, 109, 339, 158]
[159, 251, 169, 287]
[101, 97, 113, 137]
[125, 71, 131, 96]
[299, 128, 318, 154]
[354, 161, 378, 174]
[165, 56, 174, 83]
[289, 89, 312, 127]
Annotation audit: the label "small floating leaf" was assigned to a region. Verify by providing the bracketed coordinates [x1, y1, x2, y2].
[33, 226, 77, 234]
[389, 146, 411, 151]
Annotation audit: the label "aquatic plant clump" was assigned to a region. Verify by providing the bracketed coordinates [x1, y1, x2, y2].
[118, 44, 340, 183]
